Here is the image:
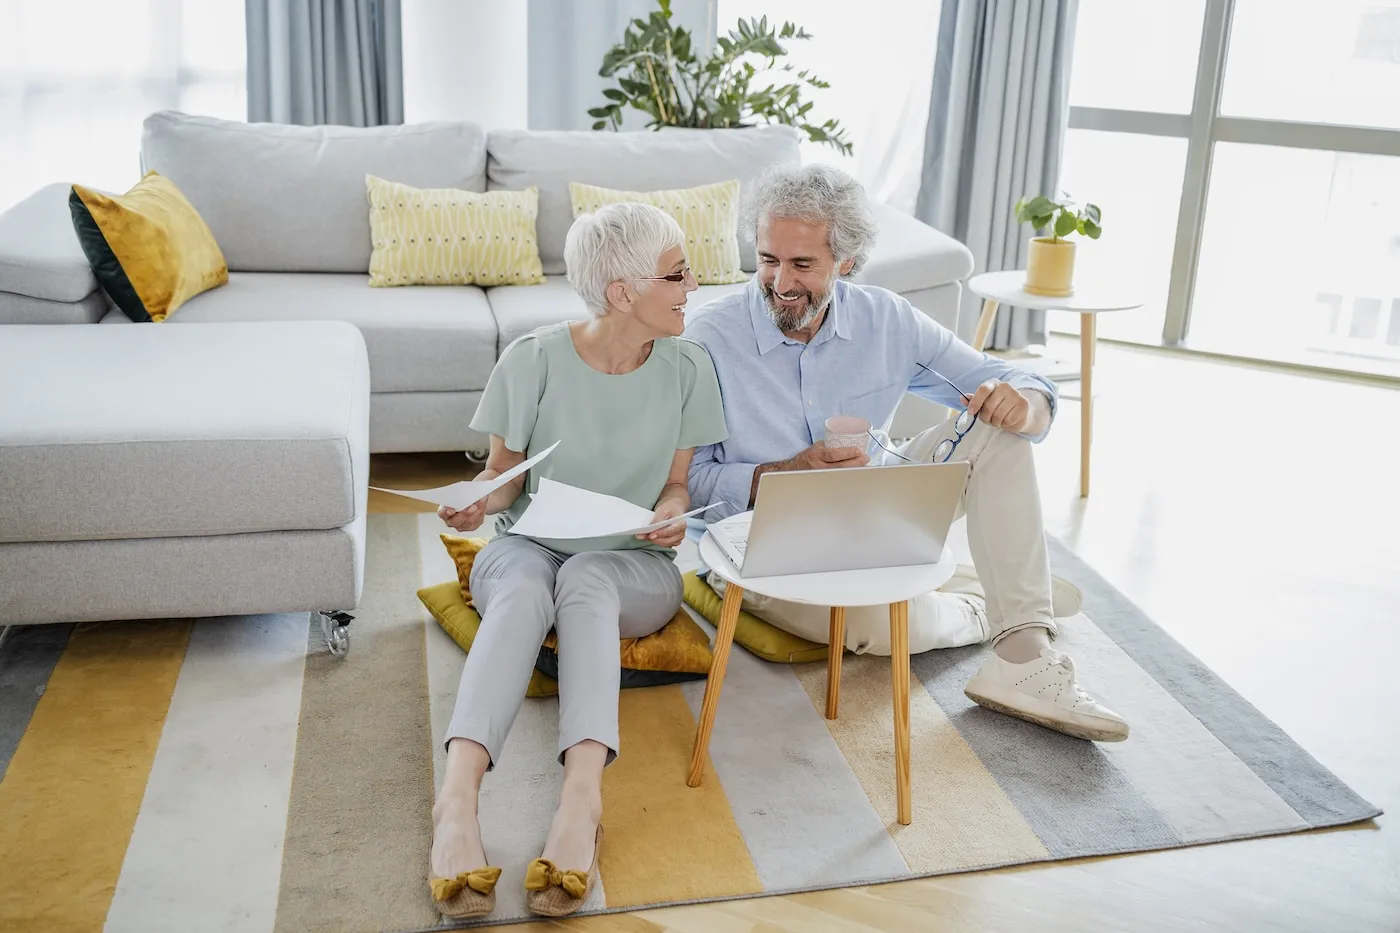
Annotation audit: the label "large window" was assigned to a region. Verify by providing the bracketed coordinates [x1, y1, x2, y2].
[1061, 0, 1400, 376]
[0, 1, 245, 212]
[714, 1, 940, 214]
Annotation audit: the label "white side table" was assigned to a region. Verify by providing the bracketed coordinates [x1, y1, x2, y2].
[689, 525, 957, 825]
[967, 270, 1144, 498]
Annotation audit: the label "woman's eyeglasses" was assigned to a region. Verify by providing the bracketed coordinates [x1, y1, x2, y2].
[638, 266, 696, 283]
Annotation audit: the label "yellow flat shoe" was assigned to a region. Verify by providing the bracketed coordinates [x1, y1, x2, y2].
[524, 825, 603, 918]
[429, 842, 502, 921]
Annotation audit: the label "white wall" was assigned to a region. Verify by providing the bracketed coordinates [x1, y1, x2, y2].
[401, 0, 528, 129]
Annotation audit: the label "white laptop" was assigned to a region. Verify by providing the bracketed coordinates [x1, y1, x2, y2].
[707, 461, 969, 578]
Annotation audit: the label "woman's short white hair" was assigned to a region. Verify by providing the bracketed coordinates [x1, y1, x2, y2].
[564, 202, 686, 316]
[742, 163, 878, 275]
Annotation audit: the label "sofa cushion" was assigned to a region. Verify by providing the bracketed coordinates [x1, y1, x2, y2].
[487, 127, 800, 277]
[101, 272, 498, 393]
[0, 289, 109, 326]
[141, 111, 488, 274]
[0, 183, 99, 303]
[0, 321, 368, 544]
[366, 175, 545, 287]
[855, 201, 975, 294]
[70, 171, 229, 322]
[485, 276, 747, 354]
[568, 179, 745, 285]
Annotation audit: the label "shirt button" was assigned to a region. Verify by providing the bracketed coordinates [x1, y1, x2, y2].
[807, 399, 814, 406]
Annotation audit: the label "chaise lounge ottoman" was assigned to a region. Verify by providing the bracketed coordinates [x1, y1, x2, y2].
[0, 320, 369, 654]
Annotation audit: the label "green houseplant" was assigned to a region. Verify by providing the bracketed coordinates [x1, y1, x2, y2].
[589, 0, 853, 154]
[1013, 195, 1102, 297]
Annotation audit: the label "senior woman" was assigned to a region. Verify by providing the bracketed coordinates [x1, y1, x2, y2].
[428, 202, 727, 920]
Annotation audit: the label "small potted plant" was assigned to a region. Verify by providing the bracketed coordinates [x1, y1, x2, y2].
[1013, 195, 1102, 297]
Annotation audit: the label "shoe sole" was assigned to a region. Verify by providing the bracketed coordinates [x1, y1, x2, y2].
[964, 687, 1129, 742]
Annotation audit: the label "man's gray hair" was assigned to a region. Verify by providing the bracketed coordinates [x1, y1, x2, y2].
[742, 163, 878, 275]
[564, 202, 686, 316]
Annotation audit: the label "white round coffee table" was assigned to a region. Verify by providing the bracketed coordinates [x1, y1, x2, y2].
[688, 524, 957, 826]
[967, 270, 1144, 498]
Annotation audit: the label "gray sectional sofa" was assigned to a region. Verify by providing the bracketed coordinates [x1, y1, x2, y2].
[0, 111, 975, 453]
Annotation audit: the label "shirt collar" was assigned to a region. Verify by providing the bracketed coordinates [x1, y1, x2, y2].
[747, 278, 852, 355]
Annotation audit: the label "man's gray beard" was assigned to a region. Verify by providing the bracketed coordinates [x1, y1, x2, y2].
[764, 286, 832, 332]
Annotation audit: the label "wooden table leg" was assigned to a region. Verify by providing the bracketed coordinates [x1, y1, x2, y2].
[825, 607, 846, 720]
[972, 298, 1000, 352]
[889, 600, 912, 825]
[1080, 312, 1096, 498]
[688, 581, 744, 787]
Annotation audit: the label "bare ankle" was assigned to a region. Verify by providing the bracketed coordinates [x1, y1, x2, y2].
[433, 787, 479, 823]
[560, 780, 602, 815]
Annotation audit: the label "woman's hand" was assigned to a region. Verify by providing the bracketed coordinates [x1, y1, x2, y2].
[438, 498, 487, 533]
[639, 499, 688, 548]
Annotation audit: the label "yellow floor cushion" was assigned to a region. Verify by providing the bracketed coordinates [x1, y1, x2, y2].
[424, 535, 713, 696]
[681, 571, 829, 664]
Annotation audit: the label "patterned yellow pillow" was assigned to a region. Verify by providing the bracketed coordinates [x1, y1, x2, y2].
[366, 175, 545, 287]
[568, 179, 744, 285]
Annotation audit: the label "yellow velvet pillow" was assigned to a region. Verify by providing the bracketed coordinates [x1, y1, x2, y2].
[366, 175, 545, 287]
[568, 179, 744, 285]
[68, 171, 228, 322]
[682, 571, 829, 664]
[429, 535, 714, 694]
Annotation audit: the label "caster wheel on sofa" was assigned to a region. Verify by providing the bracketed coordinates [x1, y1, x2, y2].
[317, 610, 354, 658]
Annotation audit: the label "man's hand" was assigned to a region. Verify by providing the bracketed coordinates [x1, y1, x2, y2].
[966, 380, 1031, 433]
[438, 498, 487, 533]
[748, 441, 870, 507]
[639, 499, 688, 548]
[793, 441, 870, 471]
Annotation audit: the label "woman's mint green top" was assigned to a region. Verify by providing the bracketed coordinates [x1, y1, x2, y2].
[469, 321, 728, 556]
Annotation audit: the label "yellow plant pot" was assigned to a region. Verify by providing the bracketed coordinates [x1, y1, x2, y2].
[1024, 237, 1076, 297]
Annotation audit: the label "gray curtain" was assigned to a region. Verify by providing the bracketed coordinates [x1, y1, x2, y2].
[916, 0, 1078, 349]
[246, 0, 404, 126]
[527, 0, 716, 131]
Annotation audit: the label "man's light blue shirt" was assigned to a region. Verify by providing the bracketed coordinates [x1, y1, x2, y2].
[683, 277, 1058, 523]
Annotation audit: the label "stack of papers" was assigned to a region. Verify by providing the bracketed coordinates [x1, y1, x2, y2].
[373, 440, 716, 539]
[509, 478, 719, 539]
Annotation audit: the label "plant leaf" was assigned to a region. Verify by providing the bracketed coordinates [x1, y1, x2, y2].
[1053, 210, 1078, 238]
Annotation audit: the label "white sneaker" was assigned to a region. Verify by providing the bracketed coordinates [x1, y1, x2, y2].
[939, 566, 1084, 619]
[963, 648, 1129, 742]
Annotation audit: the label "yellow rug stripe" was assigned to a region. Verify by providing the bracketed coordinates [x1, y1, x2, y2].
[796, 656, 1049, 870]
[0, 620, 191, 933]
[600, 684, 763, 908]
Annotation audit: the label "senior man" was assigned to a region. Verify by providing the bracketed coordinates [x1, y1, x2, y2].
[683, 163, 1127, 742]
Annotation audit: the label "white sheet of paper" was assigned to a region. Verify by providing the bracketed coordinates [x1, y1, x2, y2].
[507, 478, 719, 539]
[370, 441, 559, 510]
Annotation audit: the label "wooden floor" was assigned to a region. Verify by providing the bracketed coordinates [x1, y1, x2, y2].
[371, 341, 1400, 932]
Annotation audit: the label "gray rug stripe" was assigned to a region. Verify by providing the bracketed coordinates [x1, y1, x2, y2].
[910, 643, 1182, 858]
[679, 609, 910, 890]
[1047, 537, 1382, 825]
[0, 624, 71, 780]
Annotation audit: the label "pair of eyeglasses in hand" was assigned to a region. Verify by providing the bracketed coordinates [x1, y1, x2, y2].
[864, 362, 978, 465]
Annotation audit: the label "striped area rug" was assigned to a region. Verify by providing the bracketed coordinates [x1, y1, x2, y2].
[0, 514, 1379, 932]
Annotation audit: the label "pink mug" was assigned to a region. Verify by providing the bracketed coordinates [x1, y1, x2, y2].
[823, 415, 891, 457]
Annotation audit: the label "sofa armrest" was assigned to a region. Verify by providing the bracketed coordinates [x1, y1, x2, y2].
[0, 183, 99, 303]
[854, 201, 973, 296]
